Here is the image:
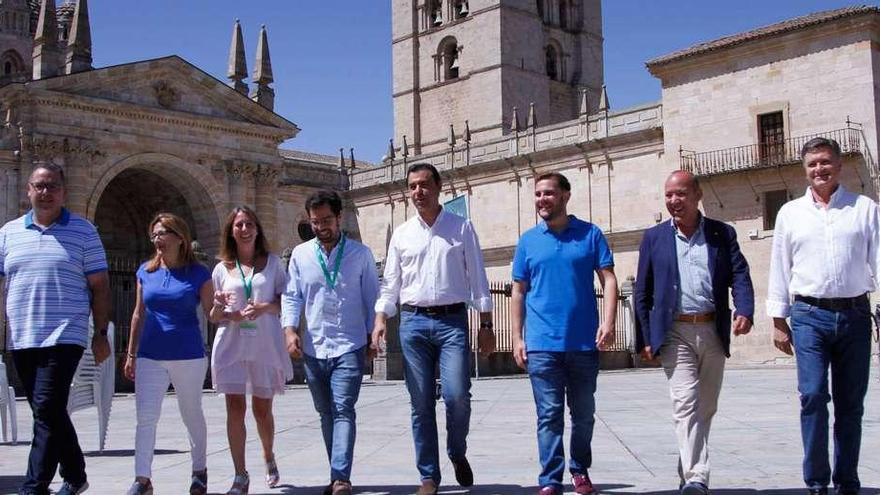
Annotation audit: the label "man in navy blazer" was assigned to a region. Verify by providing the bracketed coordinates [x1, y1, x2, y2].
[634, 170, 754, 495]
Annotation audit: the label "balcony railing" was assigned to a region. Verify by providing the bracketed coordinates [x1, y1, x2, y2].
[680, 127, 863, 177]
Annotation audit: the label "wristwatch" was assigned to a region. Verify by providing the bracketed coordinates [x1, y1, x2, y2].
[480, 321, 494, 330]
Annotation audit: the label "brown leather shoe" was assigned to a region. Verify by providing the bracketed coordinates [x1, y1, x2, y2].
[331, 480, 352, 495]
[416, 479, 438, 495]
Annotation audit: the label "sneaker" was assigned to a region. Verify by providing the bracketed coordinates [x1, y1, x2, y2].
[189, 469, 208, 495]
[538, 487, 560, 495]
[681, 481, 709, 495]
[572, 472, 596, 495]
[808, 488, 828, 495]
[56, 481, 89, 495]
[126, 480, 153, 495]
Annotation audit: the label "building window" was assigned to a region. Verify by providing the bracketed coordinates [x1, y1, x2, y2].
[438, 37, 460, 81]
[537, 0, 544, 20]
[559, 0, 569, 29]
[763, 189, 788, 231]
[430, 0, 443, 26]
[758, 111, 785, 165]
[1, 50, 24, 77]
[453, 0, 468, 19]
[545, 45, 559, 80]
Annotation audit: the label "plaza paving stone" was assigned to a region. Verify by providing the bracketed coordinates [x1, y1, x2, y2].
[0, 366, 878, 494]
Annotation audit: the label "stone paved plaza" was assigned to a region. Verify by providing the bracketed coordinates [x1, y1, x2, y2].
[0, 366, 878, 495]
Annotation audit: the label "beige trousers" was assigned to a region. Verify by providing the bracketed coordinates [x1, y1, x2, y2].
[660, 321, 726, 486]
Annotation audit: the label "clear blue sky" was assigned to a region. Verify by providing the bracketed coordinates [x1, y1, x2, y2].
[90, 1, 873, 163]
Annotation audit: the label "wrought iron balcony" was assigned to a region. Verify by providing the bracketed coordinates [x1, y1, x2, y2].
[680, 127, 863, 177]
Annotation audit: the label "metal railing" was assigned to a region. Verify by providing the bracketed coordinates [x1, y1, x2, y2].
[467, 281, 637, 353]
[680, 127, 863, 177]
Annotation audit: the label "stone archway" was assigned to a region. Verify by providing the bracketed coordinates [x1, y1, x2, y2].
[89, 153, 223, 368]
[88, 152, 223, 255]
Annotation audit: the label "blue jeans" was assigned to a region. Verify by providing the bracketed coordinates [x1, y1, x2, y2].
[790, 299, 871, 492]
[527, 350, 600, 490]
[399, 308, 471, 482]
[12, 344, 86, 495]
[303, 347, 366, 483]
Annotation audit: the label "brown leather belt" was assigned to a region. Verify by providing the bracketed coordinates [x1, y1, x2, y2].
[674, 312, 715, 323]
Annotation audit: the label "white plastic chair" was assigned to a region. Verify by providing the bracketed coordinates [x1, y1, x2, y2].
[67, 321, 115, 451]
[0, 356, 17, 443]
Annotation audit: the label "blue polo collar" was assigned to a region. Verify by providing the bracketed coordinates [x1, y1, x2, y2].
[24, 208, 71, 228]
[539, 214, 583, 234]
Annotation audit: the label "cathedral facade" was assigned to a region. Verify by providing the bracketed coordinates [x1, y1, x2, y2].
[351, 2, 880, 365]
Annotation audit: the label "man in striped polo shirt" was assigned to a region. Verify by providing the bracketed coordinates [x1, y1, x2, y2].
[0, 163, 111, 495]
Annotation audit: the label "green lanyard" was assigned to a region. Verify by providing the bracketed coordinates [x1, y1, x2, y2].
[236, 259, 255, 301]
[316, 235, 346, 289]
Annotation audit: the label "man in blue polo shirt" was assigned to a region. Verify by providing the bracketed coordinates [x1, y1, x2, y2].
[511, 172, 617, 495]
[0, 163, 111, 495]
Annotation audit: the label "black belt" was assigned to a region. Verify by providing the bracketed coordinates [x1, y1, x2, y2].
[401, 303, 466, 316]
[794, 294, 868, 311]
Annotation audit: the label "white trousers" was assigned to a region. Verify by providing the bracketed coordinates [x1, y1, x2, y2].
[660, 321, 725, 486]
[134, 357, 208, 478]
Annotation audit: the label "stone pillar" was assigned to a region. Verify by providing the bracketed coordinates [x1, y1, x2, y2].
[225, 161, 253, 211]
[5, 164, 20, 223]
[253, 164, 280, 248]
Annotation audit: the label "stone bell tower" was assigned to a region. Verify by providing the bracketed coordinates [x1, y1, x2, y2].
[391, 0, 604, 155]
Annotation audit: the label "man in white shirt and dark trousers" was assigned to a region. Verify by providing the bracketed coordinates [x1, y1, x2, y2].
[767, 137, 878, 495]
[282, 190, 380, 495]
[373, 163, 496, 495]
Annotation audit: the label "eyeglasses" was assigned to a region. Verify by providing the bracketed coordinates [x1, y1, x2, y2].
[149, 230, 177, 241]
[29, 182, 62, 193]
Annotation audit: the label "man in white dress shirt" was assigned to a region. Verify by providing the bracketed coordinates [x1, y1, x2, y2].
[767, 137, 878, 495]
[372, 163, 496, 495]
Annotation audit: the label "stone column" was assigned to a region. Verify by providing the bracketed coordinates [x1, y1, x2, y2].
[253, 164, 280, 248]
[225, 161, 253, 211]
[2, 162, 20, 224]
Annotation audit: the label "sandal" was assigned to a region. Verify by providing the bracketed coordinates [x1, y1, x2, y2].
[265, 457, 280, 488]
[189, 470, 207, 495]
[227, 471, 250, 495]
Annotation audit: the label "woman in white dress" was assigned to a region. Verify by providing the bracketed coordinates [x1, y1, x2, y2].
[208, 206, 293, 495]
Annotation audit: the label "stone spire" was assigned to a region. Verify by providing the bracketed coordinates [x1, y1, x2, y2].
[227, 19, 248, 95]
[447, 124, 456, 147]
[251, 25, 275, 111]
[510, 106, 520, 132]
[579, 88, 589, 116]
[65, 0, 92, 74]
[526, 102, 536, 128]
[33, 0, 61, 79]
[463, 120, 471, 143]
[598, 84, 609, 112]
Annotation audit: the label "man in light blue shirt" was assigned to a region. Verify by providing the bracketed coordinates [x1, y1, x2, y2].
[281, 190, 379, 495]
[1, 163, 110, 495]
[675, 217, 715, 315]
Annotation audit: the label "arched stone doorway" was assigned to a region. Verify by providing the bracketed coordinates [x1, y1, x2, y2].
[89, 155, 223, 376]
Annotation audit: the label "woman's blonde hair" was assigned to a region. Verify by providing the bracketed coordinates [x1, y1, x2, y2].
[145, 212, 198, 272]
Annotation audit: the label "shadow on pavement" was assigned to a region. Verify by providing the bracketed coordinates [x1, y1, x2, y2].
[266, 484, 538, 495]
[0, 475, 26, 494]
[83, 448, 186, 457]
[603, 489, 880, 495]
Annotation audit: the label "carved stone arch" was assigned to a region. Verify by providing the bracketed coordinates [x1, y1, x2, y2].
[87, 152, 225, 254]
[0, 49, 25, 76]
[545, 39, 564, 81]
[436, 35, 460, 81]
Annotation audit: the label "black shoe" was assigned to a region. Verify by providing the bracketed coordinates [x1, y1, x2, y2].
[681, 482, 709, 495]
[451, 457, 473, 487]
[835, 488, 857, 495]
[808, 488, 828, 495]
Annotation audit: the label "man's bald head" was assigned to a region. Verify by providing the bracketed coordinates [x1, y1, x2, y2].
[665, 170, 701, 193]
